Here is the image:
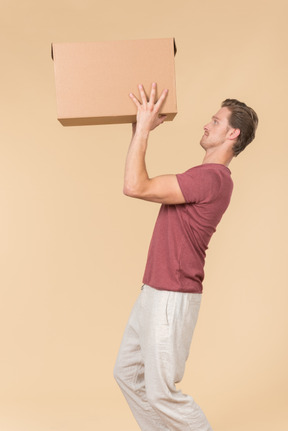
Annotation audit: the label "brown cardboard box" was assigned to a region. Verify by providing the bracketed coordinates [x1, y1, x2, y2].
[51, 38, 177, 126]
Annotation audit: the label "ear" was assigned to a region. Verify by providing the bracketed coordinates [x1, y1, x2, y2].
[229, 128, 240, 140]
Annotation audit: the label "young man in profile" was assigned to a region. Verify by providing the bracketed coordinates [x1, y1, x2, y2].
[114, 83, 258, 431]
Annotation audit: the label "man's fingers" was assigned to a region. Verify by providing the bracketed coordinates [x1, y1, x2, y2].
[157, 114, 167, 126]
[130, 84, 168, 114]
[149, 82, 157, 105]
[155, 88, 168, 111]
[138, 84, 147, 105]
[129, 92, 141, 108]
[159, 114, 167, 121]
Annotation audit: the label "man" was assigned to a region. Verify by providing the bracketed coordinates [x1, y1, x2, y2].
[114, 83, 258, 431]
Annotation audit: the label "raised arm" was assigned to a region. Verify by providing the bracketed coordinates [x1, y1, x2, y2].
[123, 83, 186, 205]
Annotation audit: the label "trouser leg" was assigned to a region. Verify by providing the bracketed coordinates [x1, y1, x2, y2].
[114, 290, 169, 431]
[141, 285, 213, 431]
[114, 285, 213, 431]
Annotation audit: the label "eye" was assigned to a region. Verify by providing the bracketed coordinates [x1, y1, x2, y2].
[213, 119, 218, 125]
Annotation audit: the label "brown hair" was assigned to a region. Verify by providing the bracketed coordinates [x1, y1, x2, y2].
[221, 99, 259, 157]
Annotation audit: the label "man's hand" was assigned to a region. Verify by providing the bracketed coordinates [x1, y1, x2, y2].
[129, 83, 168, 134]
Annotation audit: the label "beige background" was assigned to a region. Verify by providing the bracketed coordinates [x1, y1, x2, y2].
[0, 0, 287, 430]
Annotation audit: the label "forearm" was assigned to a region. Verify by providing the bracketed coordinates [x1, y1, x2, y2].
[123, 83, 168, 199]
[123, 128, 150, 197]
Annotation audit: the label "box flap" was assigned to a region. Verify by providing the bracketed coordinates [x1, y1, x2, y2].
[51, 39, 176, 60]
[173, 38, 177, 56]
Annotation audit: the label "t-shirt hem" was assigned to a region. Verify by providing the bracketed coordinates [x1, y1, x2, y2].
[142, 279, 203, 294]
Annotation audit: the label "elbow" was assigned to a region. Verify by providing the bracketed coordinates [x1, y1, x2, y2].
[123, 178, 151, 199]
[123, 184, 138, 198]
[123, 182, 145, 199]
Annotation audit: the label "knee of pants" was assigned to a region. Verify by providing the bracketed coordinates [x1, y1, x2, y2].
[146, 387, 169, 413]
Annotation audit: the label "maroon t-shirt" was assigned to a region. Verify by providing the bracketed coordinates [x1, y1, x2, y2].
[142, 163, 233, 293]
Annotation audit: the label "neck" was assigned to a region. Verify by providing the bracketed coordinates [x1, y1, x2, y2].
[202, 147, 234, 167]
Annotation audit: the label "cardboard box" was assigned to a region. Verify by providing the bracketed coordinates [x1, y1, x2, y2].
[51, 38, 177, 126]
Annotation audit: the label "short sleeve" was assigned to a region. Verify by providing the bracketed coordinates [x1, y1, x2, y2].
[176, 166, 224, 204]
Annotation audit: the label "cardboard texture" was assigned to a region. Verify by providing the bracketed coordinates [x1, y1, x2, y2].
[51, 38, 177, 126]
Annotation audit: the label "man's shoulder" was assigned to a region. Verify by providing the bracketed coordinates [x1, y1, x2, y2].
[178, 163, 232, 180]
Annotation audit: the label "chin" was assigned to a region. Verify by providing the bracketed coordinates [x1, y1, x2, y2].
[200, 139, 207, 150]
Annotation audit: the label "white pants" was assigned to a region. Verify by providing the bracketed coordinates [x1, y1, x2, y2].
[114, 285, 213, 431]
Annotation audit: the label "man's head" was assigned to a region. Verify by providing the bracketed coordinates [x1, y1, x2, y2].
[221, 99, 258, 156]
[200, 99, 258, 157]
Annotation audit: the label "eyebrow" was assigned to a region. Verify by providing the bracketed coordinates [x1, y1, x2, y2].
[212, 115, 221, 121]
